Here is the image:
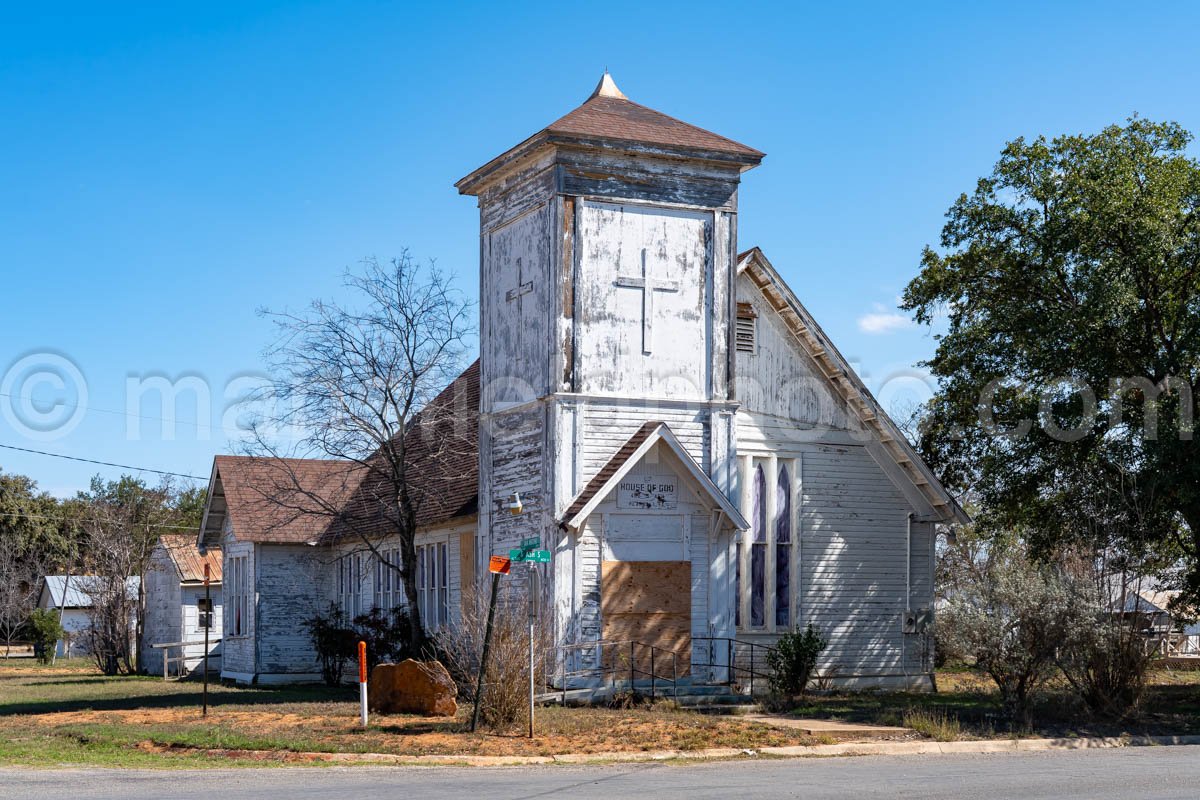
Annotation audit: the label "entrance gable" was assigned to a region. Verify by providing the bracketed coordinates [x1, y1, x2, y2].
[561, 421, 748, 532]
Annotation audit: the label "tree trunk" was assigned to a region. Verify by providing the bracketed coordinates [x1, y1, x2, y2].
[398, 526, 428, 655]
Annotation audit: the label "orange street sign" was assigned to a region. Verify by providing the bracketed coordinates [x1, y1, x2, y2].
[489, 555, 511, 575]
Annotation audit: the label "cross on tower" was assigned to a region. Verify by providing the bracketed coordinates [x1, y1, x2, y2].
[505, 257, 533, 304]
[614, 249, 680, 355]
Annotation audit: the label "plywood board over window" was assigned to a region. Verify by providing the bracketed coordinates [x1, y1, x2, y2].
[600, 561, 691, 676]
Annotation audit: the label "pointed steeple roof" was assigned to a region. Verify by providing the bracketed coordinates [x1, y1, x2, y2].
[544, 73, 762, 158]
[457, 73, 763, 195]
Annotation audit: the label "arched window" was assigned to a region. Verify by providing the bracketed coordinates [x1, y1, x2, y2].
[776, 465, 791, 627]
[750, 465, 766, 628]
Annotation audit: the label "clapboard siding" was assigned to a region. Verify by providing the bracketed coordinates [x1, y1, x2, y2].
[140, 547, 181, 675]
[256, 544, 327, 676]
[734, 274, 852, 430]
[580, 402, 711, 478]
[801, 444, 917, 677]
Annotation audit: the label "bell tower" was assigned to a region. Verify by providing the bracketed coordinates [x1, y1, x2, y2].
[457, 74, 763, 584]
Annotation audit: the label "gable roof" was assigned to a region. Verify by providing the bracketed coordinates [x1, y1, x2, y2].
[156, 534, 223, 583]
[40, 575, 140, 610]
[197, 360, 480, 549]
[561, 421, 749, 531]
[457, 74, 763, 195]
[737, 247, 969, 525]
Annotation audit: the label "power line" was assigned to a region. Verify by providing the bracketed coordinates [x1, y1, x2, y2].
[0, 443, 206, 481]
[0, 390, 219, 432]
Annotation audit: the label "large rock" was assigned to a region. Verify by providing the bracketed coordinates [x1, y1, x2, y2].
[368, 659, 458, 717]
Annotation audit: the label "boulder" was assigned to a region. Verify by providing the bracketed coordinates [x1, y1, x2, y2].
[368, 659, 458, 717]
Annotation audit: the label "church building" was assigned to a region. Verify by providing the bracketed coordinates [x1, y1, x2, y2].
[196, 74, 965, 688]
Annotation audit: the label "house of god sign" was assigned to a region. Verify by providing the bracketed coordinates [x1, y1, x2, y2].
[616, 475, 678, 510]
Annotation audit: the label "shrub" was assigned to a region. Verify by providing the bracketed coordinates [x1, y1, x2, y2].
[939, 539, 1087, 727]
[766, 624, 827, 698]
[305, 604, 357, 687]
[351, 607, 420, 672]
[28, 609, 63, 665]
[1058, 614, 1153, 719]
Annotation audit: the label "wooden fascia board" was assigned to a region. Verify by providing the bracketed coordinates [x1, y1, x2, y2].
[737, 249, 969, 525]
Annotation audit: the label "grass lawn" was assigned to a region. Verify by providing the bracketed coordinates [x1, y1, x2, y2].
[787, 666, 1200, 741]
[0, 662, 815, 768]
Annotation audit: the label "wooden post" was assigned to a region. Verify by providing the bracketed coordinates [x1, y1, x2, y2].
[470, 571, 502, 732]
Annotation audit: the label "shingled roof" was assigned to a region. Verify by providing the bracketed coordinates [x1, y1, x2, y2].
[457, 73, 763, 195]
[198, 360, 481, 548]
[544, 74, 762, 159]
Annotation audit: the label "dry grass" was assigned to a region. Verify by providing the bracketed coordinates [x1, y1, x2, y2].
[0, 662, 814, 767]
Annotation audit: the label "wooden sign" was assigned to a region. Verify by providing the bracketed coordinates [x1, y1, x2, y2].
[489, 555, 511, 574]
[616, 475, 678, 510]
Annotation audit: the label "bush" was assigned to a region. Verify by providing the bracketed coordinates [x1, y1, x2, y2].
[438, 591, 549, 732]
[305, 605, 357, 686]
[28, 609, 63, 665]
[1058, 615, 1153, 719]
[306, 604, 421, 687]
[903, 707, 962, 741]
[766, 624, 827, 698]
[939, 539, 1086, 727]
[351, 607, 420, 671]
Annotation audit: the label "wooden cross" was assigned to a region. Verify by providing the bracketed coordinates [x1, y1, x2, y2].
[505, 258, 534, 303]
[614, 249, 680, 354]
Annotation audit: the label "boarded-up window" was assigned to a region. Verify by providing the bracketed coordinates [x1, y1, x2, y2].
[776, 465, 791, 627]
[750, 465, 766, 628]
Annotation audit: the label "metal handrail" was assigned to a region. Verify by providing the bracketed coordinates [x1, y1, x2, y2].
[691, 636, 778, 695]
[556, 638, 679, 702]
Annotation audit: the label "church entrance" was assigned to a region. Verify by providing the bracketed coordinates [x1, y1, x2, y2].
[600, 560, 691, 677]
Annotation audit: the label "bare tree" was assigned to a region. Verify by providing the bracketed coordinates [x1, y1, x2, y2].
[248, 253, 474, 652]
[79, 475, 190, 674]
[0, 534, 43, 657]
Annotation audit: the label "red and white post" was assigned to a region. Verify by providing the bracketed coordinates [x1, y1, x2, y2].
[358, 640, 368, 728]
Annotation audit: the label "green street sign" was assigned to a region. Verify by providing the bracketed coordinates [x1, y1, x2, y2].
[527, 549, 551, 563]
[508, 548, 526, 562]
[520, 536, 540, 550]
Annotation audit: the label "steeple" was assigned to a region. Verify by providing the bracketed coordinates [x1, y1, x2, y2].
[590, 71, 627, 100]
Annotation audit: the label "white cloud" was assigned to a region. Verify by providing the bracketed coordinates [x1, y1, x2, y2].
[857, 303, 913, 335]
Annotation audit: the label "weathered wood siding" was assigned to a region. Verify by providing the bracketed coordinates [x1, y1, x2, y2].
[481, 203, 552, 406]
[574, 201, 712, 400]
[255, 544, 327, 678]
[734, 272, 852, 431]
[140, 545, 181, 675]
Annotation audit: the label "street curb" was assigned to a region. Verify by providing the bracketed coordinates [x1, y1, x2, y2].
[199, 735, 1200, 767]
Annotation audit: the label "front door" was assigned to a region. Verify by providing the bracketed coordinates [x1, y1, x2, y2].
[600, 560, 691, 677]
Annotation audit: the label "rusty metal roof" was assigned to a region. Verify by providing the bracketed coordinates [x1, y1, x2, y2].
[157, 534, 223, 583]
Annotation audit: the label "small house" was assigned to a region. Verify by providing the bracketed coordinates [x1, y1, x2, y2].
[36, 575, 140, 658]
[141, 535, 224, 676]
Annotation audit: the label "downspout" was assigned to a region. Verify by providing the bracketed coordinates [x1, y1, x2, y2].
[904, 512, 913, 690]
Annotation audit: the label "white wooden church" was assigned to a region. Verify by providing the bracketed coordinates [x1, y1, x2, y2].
[196, 74, 965, 688]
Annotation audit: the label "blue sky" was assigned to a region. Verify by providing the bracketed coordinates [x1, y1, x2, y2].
[1, 1, 1197, 496]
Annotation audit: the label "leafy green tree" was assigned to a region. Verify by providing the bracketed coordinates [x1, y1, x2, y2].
[904, 118, 1200, 603]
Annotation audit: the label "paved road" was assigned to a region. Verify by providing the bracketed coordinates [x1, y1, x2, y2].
[2, 748, 1199, 799]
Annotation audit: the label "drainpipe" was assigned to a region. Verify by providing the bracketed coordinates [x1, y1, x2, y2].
[904, 512, 913, 690]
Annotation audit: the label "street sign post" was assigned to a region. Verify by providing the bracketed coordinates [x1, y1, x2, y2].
[473, 554, 513, 732]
